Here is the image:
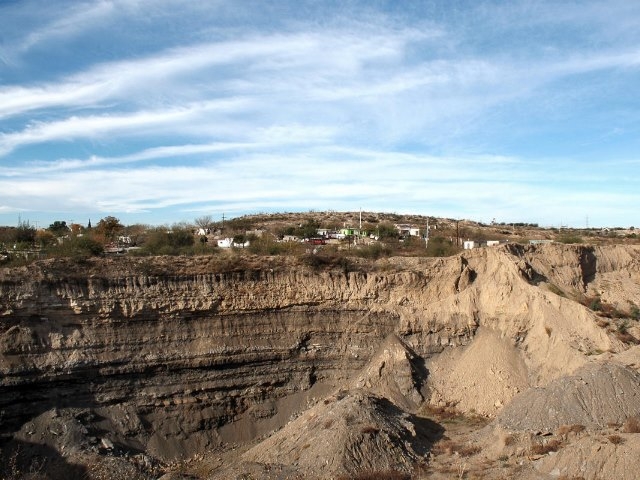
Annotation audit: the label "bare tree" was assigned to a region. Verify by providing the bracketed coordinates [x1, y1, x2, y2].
[194, 215, 213, 230]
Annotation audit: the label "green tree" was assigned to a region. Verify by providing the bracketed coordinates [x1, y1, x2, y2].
[49, 236, 104, 258]
[47, 220, 69, 236]
[376, 222, 398, 239]
[141, 227, 195, 255]
[426, 236, 460, 257]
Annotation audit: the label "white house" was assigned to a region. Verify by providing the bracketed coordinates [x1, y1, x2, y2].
[217, 238, 233, 248]
[463, 240, 476, 250]
[395, 224, 420, 237]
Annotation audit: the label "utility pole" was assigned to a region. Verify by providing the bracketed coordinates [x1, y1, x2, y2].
[221, 213, 225, 232]
[425, 218, 429, 248]
[456, 220, 460, 247]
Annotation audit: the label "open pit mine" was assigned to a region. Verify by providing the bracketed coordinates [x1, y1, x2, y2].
[2, 243, 640, 479]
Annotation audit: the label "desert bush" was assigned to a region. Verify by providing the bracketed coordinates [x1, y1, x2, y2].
[557, 234, 583, 244]
[622, 416, 640, 433]
[557, 424, 585, 436]
[139, 227, 194, 255]
[588, 296, 602, 311]
[615, 324, 639, 344]
[354, 243, 392, 260]
[608, 434, 624, 445]
[425, 236, 460, 257]
[47, 235, 104, 258]
[432, 439, 481, 457]
[530, 439, 562, 455]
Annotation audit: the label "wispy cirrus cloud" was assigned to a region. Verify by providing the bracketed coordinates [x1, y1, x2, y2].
[1, 0, 640, 227]
[0, 98, 253, 156]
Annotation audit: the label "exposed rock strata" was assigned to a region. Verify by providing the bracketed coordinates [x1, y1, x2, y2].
[0, 244, 639, 477]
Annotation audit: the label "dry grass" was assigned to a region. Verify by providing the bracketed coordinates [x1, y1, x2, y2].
[615, 330, 639, 344]
[608, 434, 624, 445]
[557, 424, 585, 436]
[421, 404, 489, 428]
[432, 439, 481, 457]
[529, 439, 562, 455]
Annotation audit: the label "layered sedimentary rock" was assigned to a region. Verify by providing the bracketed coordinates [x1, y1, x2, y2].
[0, 244, 638, 467]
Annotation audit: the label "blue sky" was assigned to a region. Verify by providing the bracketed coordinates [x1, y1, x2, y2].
[1, 0, 639, 228]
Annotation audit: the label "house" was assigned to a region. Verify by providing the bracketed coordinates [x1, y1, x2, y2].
[395, 224, 420, 237]
[339, 227, 359, 237]
[217, 238, 233, 248]
[464, 240, 503, 249]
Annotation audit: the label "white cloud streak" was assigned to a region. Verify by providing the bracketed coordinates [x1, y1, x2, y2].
[1, 1, 640, 227]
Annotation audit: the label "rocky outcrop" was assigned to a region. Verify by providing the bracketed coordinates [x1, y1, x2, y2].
[1, 244, 639, 474]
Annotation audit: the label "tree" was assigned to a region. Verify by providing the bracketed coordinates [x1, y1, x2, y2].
[52, 236, 104, 258]
[141, 227, 194, 255]
[95, 216, 123, 241]
[36, 230, 57, 247]
[194, 215, 213, 230]
[48, 221, 69, 236]
[14, 220, 36, 244]
[377, 222, 398, 239]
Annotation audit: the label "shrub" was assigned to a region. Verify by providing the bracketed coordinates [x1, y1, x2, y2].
[432, 439, 481, 457]
[48, 235, 104, 258]
[608, 434, 624, 445]
[557, 234, 583, 244]
[140, 227, 194, 255]
[425, 236, 460, 257]
[354, 243, 392, 260]
[530, 439, 562, 455]
[557, 424, 585, 436]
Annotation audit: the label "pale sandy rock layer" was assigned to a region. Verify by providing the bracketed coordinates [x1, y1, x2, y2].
[1, 244, 640, 478]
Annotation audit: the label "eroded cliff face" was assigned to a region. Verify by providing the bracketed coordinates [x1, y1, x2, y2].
[1, 244, 639, 475]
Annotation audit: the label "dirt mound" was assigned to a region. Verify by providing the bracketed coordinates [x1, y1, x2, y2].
[225, 390, 441, 479]
[497, 363, 640, 432]
[352, 334, 425, 411]
[535, 433, 640, 480]
[426, 327, 530, 416]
